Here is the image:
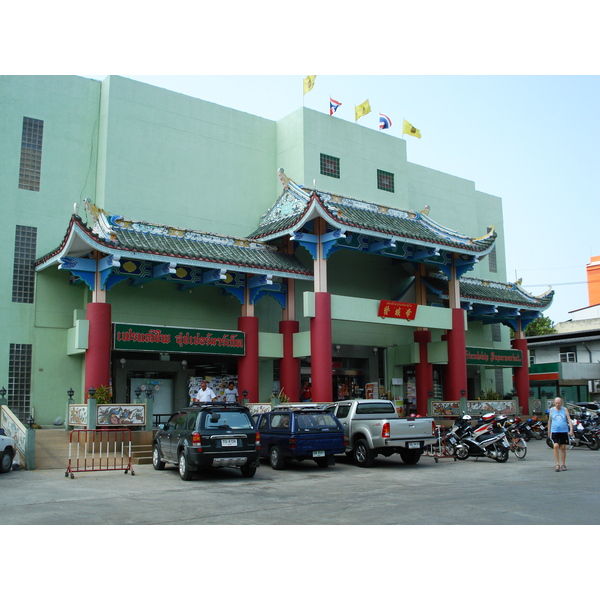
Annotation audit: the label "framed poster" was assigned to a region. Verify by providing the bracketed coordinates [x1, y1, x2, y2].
[97, 404, 146, 426]
[68, 404, 89, 427]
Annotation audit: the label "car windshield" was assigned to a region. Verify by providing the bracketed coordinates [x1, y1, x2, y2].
[203, 411, 253, 430]
[297, 413, 340, 430]
[356, 402, 395, 415]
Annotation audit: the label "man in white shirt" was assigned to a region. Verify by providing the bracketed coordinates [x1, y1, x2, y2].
[191, 380, 216, 405]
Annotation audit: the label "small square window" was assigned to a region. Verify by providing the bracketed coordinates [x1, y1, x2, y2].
[377, 169, 394, 192]
[320, 154, 340, 179]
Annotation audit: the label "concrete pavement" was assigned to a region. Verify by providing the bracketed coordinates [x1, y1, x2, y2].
[1, 438, 598, 525]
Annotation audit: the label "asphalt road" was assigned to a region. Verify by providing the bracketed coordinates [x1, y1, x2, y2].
[1, 438, 598, 526]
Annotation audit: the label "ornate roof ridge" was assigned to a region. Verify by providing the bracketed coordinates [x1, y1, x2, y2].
[83, 199, 282, 254]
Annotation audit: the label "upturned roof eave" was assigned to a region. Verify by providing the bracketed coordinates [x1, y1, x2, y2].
[35, 216, 314, 280]
[251, 189, 495, 257]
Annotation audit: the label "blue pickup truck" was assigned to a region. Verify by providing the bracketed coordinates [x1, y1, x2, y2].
[254, 407, 347, 469]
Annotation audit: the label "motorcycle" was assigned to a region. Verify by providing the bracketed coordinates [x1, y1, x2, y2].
[455, 413, 511, 462]
[425, 414, 471, 456]
[529, 416, 547, 439]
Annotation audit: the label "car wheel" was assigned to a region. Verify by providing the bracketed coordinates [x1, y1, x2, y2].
[152, 445, 165, 470]
[269, 446, 285, 470]
[0, 450, 13, 474]
[178, 450, 193, 480]
[240, 462, 257, 478]
[353, 438, 374, 468]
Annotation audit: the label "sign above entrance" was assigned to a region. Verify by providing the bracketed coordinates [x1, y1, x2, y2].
[466, 347, 522, 367]
[113, 323, 245, 356]
[378, 300, 417, 320]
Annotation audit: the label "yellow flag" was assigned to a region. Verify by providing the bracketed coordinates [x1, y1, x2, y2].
[303, 75, 316, 95]
[355, 99, 371, 121]
[403, 119, 421, 138]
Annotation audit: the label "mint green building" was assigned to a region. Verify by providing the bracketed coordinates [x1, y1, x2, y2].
[0, 75, 552, 431]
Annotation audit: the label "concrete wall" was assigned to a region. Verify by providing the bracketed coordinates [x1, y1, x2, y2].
[1, 75, 512, 424]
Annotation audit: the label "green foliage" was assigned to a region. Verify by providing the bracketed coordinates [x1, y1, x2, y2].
[269, 389, 291, 404]
[90, 384, 113, 404]
[478, 389, 503, 401]
[524, 316, 556, 337]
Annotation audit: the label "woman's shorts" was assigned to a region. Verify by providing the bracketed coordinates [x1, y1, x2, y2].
[551, 432, 570, 445]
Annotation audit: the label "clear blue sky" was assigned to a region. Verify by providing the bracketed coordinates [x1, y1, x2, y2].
[7, 3, 599, 326]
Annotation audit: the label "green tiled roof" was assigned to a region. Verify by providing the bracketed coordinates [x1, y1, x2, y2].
[249, 182, 496, 257]
[35, 205, 313, 279]
[423, 273, 554, 309]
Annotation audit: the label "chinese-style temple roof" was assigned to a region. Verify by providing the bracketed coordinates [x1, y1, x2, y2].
[249, 170, 496, 259]
[422, 272, 554, 328]
[35, 201, 313, 281]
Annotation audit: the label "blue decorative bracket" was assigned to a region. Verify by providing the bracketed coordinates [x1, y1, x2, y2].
[321, 229, 347, 259]
[290, 231, 319, 259]
[59, 256, 97, 290]
[370, 238, 396, 253]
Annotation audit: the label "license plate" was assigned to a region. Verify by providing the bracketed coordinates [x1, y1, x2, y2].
[448, 436, 457, 444]
[408, 442, 421, 449]
[222, 439, 238, 447]
[312, 450, 325, 457]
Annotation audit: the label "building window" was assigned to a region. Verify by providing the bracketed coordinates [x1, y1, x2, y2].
[320, 154, 340, 179]
[487, 227, 497, 273]
[377, 169, 394, 192]
[19, 117, 44, 191]
[12, 225, 38, 303]
[529, 349, 536, 366]
[491, 323, 502, 342]
[8, 343, 32, 420]
[559, 346, 576, 363]
[494, 369, 504, 396]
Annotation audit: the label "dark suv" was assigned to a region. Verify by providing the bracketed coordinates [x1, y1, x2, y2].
[153, 402, 260, 480]
[255, 407, 346, 470]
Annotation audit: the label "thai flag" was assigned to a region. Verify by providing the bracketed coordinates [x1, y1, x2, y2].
[330, 98, 342, 115]
[379, 113, 392, 130]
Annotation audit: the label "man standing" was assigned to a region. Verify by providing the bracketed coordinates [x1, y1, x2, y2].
[191, 380, 216, 405]
[548, 396, 574, 471]
[224, 382, 239, 404]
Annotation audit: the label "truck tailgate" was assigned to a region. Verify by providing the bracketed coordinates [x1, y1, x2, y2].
[388, 418, 435, 442]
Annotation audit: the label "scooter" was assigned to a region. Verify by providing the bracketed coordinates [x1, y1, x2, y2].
[455, 413, 511, 462]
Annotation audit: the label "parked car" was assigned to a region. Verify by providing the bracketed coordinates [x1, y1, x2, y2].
[325, 399, 437, 467]
[0, 427, 17, 473]
[255, 407, 346, 469]
[152, 402, 260, 480]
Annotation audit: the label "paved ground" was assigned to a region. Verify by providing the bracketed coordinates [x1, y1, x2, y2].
[1, 438, 598, 525]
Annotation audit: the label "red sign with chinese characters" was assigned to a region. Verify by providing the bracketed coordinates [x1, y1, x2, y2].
[378, 300, 418, 320]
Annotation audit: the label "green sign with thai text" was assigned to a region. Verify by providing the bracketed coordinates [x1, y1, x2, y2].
[466, 347, 522, 367]
[113, 323, 245, 355]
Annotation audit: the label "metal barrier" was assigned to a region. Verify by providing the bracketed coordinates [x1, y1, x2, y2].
[65, 428, 134, 479]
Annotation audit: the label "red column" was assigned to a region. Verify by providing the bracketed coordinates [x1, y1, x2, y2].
[511, 337, 530, 415]
[310, 292, 332, 404]
[84, 302, 112, 401]
[444, 308, 468, 401]
[279, 320, 300, 402]
[414, 330, 433, 415]
[238, 316, 259, 403]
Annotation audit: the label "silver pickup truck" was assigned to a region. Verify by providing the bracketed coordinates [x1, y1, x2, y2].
[325, 399, 436, 467]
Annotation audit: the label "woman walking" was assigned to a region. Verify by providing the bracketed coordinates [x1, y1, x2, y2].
[547, 396, 574, 471]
